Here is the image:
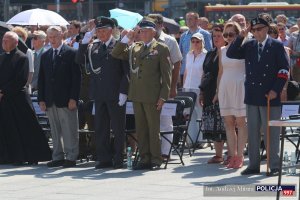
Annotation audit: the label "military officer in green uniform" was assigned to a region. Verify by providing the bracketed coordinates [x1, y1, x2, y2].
[112, 19, 172, 170]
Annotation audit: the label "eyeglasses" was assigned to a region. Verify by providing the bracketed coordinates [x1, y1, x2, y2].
[191, 40, 201, 44]
[222, 32, 236, 38]
[251, 26, 266, 33]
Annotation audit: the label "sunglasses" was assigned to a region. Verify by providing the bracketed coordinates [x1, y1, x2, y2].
[191, 40, 201, 44]
[251, 26, 266, 33]
[222, 32, 236, 38]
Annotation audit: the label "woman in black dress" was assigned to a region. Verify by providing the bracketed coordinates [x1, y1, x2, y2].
[199, 24, 227, 164]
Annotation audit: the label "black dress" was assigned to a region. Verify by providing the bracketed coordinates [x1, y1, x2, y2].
[200, 48, 226, 141]
[0, 49, 51, 164]
[201, 48, 219, 106]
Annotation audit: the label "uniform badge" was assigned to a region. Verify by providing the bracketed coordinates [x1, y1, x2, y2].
[149, 49, 158, 56]
[277, 69, 289, 80]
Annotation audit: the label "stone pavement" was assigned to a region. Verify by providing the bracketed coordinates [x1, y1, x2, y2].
[0, 141, 299, 200]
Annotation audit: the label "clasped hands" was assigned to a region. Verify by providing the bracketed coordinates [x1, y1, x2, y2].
[39, 99, 77, 112]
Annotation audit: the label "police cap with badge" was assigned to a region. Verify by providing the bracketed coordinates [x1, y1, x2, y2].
[250, 15, 271, 27]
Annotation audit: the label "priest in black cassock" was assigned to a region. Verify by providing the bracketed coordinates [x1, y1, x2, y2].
[0, 31, 51, 165]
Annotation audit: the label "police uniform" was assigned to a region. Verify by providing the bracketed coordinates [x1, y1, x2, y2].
[112, 20, 172, 168]
[227, 17, 289, 175]
[76, 17, 130, 168]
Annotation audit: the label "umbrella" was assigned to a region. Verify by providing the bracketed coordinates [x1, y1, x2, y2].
[109, 8, 143, 29]
[163, 17, 180, 34]
[7, 8, 69, 26]
[0, 21, 28, 54]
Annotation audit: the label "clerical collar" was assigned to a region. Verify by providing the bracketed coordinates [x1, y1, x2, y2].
[5, 48, 17, 55]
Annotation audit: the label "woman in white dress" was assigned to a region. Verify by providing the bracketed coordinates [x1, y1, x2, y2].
[183, 32, 207, 145]
[214, 22, 247, 169]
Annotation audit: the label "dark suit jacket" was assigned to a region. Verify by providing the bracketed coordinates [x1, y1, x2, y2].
[227, 36, 289, 106]
[76, 38, 129, 101]
[38, 44, 81, 107]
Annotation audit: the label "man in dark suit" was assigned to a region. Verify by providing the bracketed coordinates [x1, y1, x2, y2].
[227, 15, 289, 176]
[76, 17, 130, 169]
[38, 26, 81, 168]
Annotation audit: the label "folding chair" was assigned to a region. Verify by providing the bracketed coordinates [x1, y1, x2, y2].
[160, 99, 185, 169]
[30, 94, 51, 139]
[125, 101, 139, 166]
[174, 94, 196, 157]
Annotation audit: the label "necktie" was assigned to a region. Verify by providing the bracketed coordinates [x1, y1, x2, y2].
[258, 43, 263, 59]
[53, 49, 58, 61]
[102, 43, 107, 51]
[33, 52, 38, 68]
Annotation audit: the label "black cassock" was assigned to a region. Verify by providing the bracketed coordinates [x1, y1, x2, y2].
[0, 48, 51, 164]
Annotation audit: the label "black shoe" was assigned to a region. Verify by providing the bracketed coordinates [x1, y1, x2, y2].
[28, 161, 38, 165]
[266, 168, 279, 177]
[133, 163, 151, 170]
[12, 162, 25, 166]
[63, 160, 76, 168]
[47, 160, 65, 168]
[151, 164, 161, 171]
[95, 161, 113, 169]
[241, 167, 260, 175]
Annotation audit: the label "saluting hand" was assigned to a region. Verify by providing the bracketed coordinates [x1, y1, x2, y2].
[240, 25, 250, 38]
[265, 90, 277, 100]
[68, 99, 77, 111]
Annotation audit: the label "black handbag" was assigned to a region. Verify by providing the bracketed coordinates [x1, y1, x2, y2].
[202, 103, 226, 141]
[200, 72, 212, 91]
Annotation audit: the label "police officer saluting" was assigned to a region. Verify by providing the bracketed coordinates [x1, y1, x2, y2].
[112, 18, 172, 170]
[76, 17, 130, 169]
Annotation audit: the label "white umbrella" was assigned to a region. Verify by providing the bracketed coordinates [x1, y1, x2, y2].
[7, 8, 69, 26]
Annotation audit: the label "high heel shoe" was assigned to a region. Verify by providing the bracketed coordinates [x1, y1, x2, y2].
[232, 156, 244, 169]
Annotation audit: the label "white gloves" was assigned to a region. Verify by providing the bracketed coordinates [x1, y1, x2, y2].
[81, 28, 95, 44]
[118, 93, 127, 106]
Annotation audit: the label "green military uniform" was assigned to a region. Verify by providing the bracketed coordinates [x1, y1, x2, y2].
[112, 40, 172, 166]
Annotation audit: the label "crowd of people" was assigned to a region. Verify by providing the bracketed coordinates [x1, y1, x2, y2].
[0, 10, 298, 175]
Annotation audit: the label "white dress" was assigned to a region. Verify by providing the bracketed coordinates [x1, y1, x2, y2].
[218, 46, 246, 117]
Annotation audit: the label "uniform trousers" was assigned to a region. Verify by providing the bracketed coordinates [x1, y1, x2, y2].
[47, 105, 79, 161]
[246, 105, 280, 170]
[94, 100, 126, 164]
[133, 101, 162, 165]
